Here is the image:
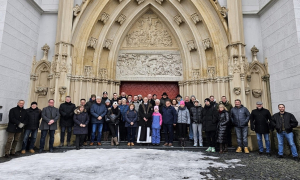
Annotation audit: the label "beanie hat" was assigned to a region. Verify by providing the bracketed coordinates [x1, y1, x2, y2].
[194, 99, 199, 104]
[31, 102, 37, 106]
[103, 91, 108, 95]
[191, 95, 196, 99]
[91, 94, 96, 98]
[105, 99, 110, 104]
[180, 101, 185, 105]
[204, 98, 210, 103]
[154, 106, 159, 110]
[113, 102, 118, 106]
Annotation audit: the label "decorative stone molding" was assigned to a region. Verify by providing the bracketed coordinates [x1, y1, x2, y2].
[136, 0, 145, 5]
[191, 13, 201, 24]
[73, 4, 81, 17]
[245, 87, 251, 95]
[99, 68, 108, 80]
[48, 74, 53, 80]
[203, 38, 212, 50]
[156, 0, 164, 4]
[192, 69, 200, 80]
[35, 87, 48, 96]
[99, 12, 110, 24]
[187, 40, 197, 51]
[252, 89, 262, 98]
[41, 44, 50, 61]
[30, 74, 38, 81]
[59, 53, 68, 73]
[219, 7, 228, 18]
[49, 87, 55, 95]
[84, 66, 93, 77]
[251, 45, 259, 61]
[87, 37, 98, 49]
[116, 14, 126, 25]
[250, 65, 260, 74]
[262, 74, 270, 82]
[103, 39, 113, 50]
[59, 86, 67, 102]
[174, 15, 183, 26]
[233, 87, 241, 95]
[207, 67, 216, 79]
[247, 75, 251, 82]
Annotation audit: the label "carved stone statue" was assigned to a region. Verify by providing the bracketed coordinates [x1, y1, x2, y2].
[84, 66, 93, 77]
[41, 44, 50, 61]
[99, 12, 109, 24]
[103, 39, 113, 50]
[251, 45, 259, 61]
[87, 37, 98, 49]
[174, 15, 183, 25]
[191, 13, 201, 24]
[252, 89, 262, 98]
[59, 86, 67, 102]
[35, 87, 48, 96]
[207, 67, 215, 79]
[245, 87, 251, 95]
[234, 87, 241, 95]
[203, 38, 211, 50]
[116, 14, 126, 25]
[73, 4, 81, 16]
[187, 40, 197, 51]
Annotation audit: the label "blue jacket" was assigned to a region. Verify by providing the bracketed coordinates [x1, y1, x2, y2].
[162, 105, 177, 124]
[90, 102, 107, 124]
[119, 105, 129, 122]
[125, 109, 138, 127]
[231, 105, 250, 127]
[152, 112, 162, 129]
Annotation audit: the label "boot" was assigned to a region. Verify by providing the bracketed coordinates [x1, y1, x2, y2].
[67, 142, 71, 147]
[219, 144, 223, 154]
[104, 132, 109, 141]
[211, 147, 216, 153]
[180, 138, 184, 147]
[127, 142, 131, 146]
[236, 147, 242, 153]
[59, 142, 64, 147]
[111, 137, 114, 146]
[29, 149, 35, 153]
[206, 147, 212, 152]
[113, 137, 119, 146]
[223, 144, 228, 152]
[183, 138, 186, 147]
[244, 147, 250, 154]
[21, 150, 26, 154]
[178, 138, 182, 146]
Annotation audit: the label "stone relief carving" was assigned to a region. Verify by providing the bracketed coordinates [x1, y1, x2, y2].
[59, 53, 68, 73]
[84, 66, 93, 77]
[99, 68, 108, 80]
[116, 53, 183, 77]
[49, 87, 55, 95]
[252, 89, 262, 98]
[207, 67, 216, 79]
[233, 56, 241, 74]
[191, 13, 201, 24]
[233, 87, 241, 95]
[192, 69, 200, 80]
[245, 87, 251, 95]
[73, 4, 81, 16]
[250, 65, 260, 74]
[59, 86, 67, 102]
[116, 14, 126, 25]
[203, 38, 212, 50]
[156, 0, 164, 4]
[41, 44, 50, 61]
[125, 11, 173, 48]
[103, 39, 113, 50]
[35, 87, 48, 96]
[220, 7, 228, 18]
[251, 45, 259, 61]
[174, 15, 183, 25]
[187, 40, 197, 51]
[99, 12, 109, 24]
[87, 37, 98, 49]
[247, 75, 251, 82]
[136, 0, 144, 5]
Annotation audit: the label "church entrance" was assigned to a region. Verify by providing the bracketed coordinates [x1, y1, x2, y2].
[120, 81, 179, 99]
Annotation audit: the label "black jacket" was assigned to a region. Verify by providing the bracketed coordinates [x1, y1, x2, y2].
[25, 107, 41, 130]
[216, 110, 230, 143]
[138, 103, 153, 127]
[271, 112, 298, 133]
[86, 100, 95, 115]
[250, 108, 272, 134]
[160, 97, 170, 107]
[201, 103, 219, 132]
[185, 101, 194, 111]
[107, 107, 121, 124]
[7, 106, 29, 133]
[101, 97, 109, 105]
[59, 102, 76, 127]
[190, 106, 203, 124]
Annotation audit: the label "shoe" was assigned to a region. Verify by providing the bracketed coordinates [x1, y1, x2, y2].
[236, 147, 242, 153]
[266, 153, 271, 157]
[90, 142, 94, 146]
[152, 144, 156, 146]
[219, 150, 223, 154]
[244, 147, 250, 154]
[76, 147, 80, 150]
[163, 143, 168, 146]
[59, 143, 64, 147]
[168, 143, 173, 147]
[128, 142, 131, 146]
[10, 153, 19, 156]
[4, 154, 10, 158]
[206, 147, 212, 152]
[131, 142, 134, 146]
[21, 150, 26, 154]
[29, 149, 35, 153]
[83, 142, 87, 146]
[111, 138, 114, 146]
[156, 144, 159, 146]
[199, 143, 203, 147]
[180, 138, 184, 147]
[39, 149, 43, 153]
[223, 144, 228, 152]
[183, 138, 186, 147]
[113, 137, 119, 146]
[67, 142, 71, 147]
[293, 157, 299, 161]
[258, 151, 263, 155]
[49, 149, 53, 153]
[193, 143, 197, 147]
[211, 147, 216, 153]
[97, 142, 102, 146]
[277, 155, 283, 158]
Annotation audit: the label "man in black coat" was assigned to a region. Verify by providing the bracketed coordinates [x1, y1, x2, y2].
[110, 93, 119, 105]
[85, 94, 96, 142]
[249, 101, 272, 156]
[101, 91, 109, 104]
[4, 100, 29, 158]
[59, 96, 76, 147]
[21, 102, 41, 154]
[271, 104, 299, 161]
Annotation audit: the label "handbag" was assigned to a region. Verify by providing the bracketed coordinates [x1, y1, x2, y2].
[106, 112, 117, 123]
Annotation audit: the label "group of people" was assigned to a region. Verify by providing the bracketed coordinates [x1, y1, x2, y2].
[3, 91, 299, 161]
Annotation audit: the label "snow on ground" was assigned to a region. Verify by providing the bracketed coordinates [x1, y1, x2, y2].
[0, 149, 243, 180]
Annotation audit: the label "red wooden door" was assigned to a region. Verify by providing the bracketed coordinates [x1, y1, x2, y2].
[120, 81, 179, 99]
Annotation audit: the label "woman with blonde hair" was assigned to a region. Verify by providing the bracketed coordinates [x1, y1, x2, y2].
[216, 104, 230, 153]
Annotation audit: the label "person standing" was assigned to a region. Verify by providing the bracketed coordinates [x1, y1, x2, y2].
[85, 94, 96, 143]
[190, 99, 203, 147]
[73, 105, 89, 150]
[125, 104, 138, 146]
[21, 102, 41, 154]
[209, 95, 218, 109]
[127, 95, 133, 104]
[188, 95, 196, 141]
[177, 101, 191, 147]
[39, 99, 60, 153]
[137, 94, 143, 103]
[110, 93, 119, 105]
[216, 104, 230, 153]
[119, 98, 129, 141]
[152, 106, 162, 146]
[147, 94, 155, 107]
[160, 92, 170, 107]
[250, 101, 272, 156]
[176, 94, 183, 105]
[101, 91, 109, 104]
[162, 100, 177, 147]
[90, 96, 107, 146]
[137, 97, 153, 145]
[217, 96, 233, 147]
[107, 102, 121, 146]
[171, 99, 179, 111]
[231, 99, 250, 154]
[59, 96, 76, 147]
[201, 98, 219, 153]
[4, 100, 29, 158]
[119, 92, 127, 100]
[271, 104, 299, 161]
[132, 95, 141, 112]
[103, 99, 111, 142]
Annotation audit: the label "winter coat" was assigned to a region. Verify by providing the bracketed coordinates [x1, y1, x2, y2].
[216, 101, 233, 112]
[73, 108, 89, 135]
[59, 102, 76, 127]
[107, 107, 121, 124]
[85, 100, 96, 115]
[190, 106, 203, 124]
[162, 105, 177, 125]
[152, 112, 162, 129]
[231, 105, 250, 128]
[250, 108, 272, 134]
[7, 106, 29, 133]
[185, 101, 194, 111]
[132, 101, 141, 112]
[40, 106, 60, 130]
[177, 106, 191, 124]
[110, 98, 119, 106]
[160, 97, 170, 107]
[90, 102, 107, 124]
[138, 103, 153, 127]
[201, 103, 219, 132]
[25, 107, 41, 130]
[271, 112, 298, 133]
[101, 97, 109, 105]
[125, 109, 138, 127]
[216, 110, 230, 143]
[119, 104, 129, 122]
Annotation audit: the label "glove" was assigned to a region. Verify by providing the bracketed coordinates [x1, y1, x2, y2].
[18, 123, 24, 128]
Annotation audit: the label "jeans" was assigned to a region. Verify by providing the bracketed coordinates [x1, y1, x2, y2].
[256, 133, 270, 153]
[152, 128, 160, 144]
[91, 123, 103, 143]
[163, 124, 174, 143]
[235, 127, 248, 147]
[206, 131, 216, 147]
[40, 130, 55, 150]
[192, 123, 203, 144]
[189, 123, 193, 140]
[22, 129, 38, 150]
[5, 132, 22, 155]
[277, 131, 299, 157]
[127, 127, 136, 142]
[60, 126, 72, 143]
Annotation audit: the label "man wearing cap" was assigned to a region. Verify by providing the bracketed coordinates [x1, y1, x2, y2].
[101, 91, 109, 105]
[90, 96, 107, 146]
[160, 92, 170, 107]
[250, 101, 272, 156]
